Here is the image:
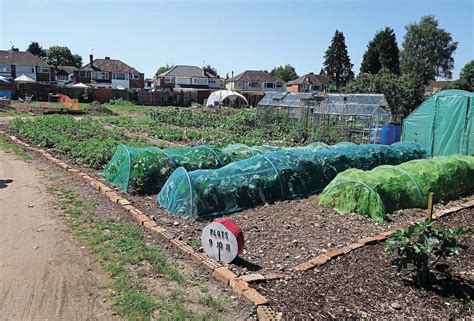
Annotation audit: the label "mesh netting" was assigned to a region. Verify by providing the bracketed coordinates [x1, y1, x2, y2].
[158, 142, 429, 218]
[319, 155, 474, 222]
[103, 142, 347, 194]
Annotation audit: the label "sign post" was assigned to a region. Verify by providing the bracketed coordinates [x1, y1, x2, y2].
[201, 218, 244, 264]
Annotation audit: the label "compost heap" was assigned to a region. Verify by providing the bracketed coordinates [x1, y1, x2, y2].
[158, 142, 429, 218]
[102, 141, 349, 194]
[319, 155, 474, 222]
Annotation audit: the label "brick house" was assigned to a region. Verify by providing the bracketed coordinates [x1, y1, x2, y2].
[55, 66, 77, 84]
[286, 72, 329, 93]
[74, 55, 144, 89]
[225, 70, 286, 93]
[154, 65, 222, 91]
[0, 48, 54, 83]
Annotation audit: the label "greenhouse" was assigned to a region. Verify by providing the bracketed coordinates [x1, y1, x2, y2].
[103, 141, 346, 194]
[313, 93, 392, 144]
[319, 155, 474, 222]
[402, 89, 474, 156]
[157, 142, 429, 218]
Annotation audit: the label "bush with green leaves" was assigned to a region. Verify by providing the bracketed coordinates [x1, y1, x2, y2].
[384, 219, 472, 286]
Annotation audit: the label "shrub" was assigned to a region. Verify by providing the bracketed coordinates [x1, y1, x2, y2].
[384, 219, 472, 286]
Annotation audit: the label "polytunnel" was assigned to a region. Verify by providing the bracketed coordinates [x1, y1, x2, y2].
[157, 142, 429, 218]
[319, 155, 474, 222]
[103, 141, 348, 194]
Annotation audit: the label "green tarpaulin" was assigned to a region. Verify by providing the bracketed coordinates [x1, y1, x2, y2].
[402, 89, 474, 156]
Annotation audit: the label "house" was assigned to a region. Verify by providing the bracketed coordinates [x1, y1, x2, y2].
[287, 72, 329, 93]
[154, 65, 222, 91]
[55, 66, 77, 84]
[425, 80, 452, 96]
[225, 70, 286, 93]
[144, 78, 153, 91]
[0, 48, 54, 82]
[74, 55, 144, 90]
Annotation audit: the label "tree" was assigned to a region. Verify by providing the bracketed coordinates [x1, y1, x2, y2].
[156, 64, 173, 76]
[360, 27, 400, 75]
[44, 46, 82, 67]
[203, 64, 219, 77]
[401, 16, 458, 85]
[319, 68, 326, 77]
[344, 68, 424, 121]
[26, 41, 45, 58]
[446, 60, 474, 92]
[323, 30, 354, 90]
[270, 64, 299, 82]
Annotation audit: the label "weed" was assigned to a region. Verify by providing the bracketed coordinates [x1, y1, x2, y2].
[0, 136, 32, 160]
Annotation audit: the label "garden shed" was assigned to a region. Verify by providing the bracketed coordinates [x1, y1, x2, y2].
[402, 89, 473, 156]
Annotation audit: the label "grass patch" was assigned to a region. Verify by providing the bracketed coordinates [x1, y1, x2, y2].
[0, 136, 32, 160]
[105, 102, 153, 112]
[49, 186, 228, 320]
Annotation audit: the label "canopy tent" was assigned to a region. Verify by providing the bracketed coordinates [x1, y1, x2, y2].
[402, 89, 473, 156]
[14, 74, 36, 83]
[206, 90, 248, 107]
[70, 82, 90, 88]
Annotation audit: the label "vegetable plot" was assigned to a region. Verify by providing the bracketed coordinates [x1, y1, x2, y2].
[103, 142, 342, 194]
[319, 155, 474, 222]
[158, 142, 429, 218]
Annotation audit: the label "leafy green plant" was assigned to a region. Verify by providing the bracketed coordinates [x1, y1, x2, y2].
[384, 219, 472, 286]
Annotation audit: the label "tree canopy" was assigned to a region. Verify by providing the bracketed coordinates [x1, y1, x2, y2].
[446, 60, 474, 92]
[360, 27, 400, 75]
[44, 46, 82, 68]
[323, 30, 354, 90]
[203, 64, 219, 77]
[401, 16, 458, 85]
[156, 64, 173, 76]
[26, 41, 45, 58]
[270, 64, 299, 82]
[344, 68, 424, 121]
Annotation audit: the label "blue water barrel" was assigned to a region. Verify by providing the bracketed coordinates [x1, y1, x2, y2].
[381, 123, 401, 145]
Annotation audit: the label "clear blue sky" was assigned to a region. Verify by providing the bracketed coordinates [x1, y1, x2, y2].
[1, 0, 472, 79]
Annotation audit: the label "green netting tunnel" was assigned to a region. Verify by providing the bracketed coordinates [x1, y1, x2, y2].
[102, 141, 346, 194]
[157, 142, 429, 218]
[319, 155, 474, 222]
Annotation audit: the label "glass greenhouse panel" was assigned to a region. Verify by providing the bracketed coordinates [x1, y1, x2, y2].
[158, 142, 429, 218]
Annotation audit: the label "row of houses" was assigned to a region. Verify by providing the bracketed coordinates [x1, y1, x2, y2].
[0, 48, 330, 96]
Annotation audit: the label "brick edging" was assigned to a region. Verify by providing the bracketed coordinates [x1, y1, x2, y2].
[0, 131, 280, 320]
[295, 198, 474, 271]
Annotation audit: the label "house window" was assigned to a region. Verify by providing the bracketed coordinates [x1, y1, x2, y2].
[16, 65, 35, 74]
[249, 81, 260, 88]
[209, 79, 216, 84]
[264, 82, 275, 88]
[192, 77, 208, 85]
[92, 71, 108, 80]
[164, 76, 174, 83]
[0, 64, 10, 73]
[56, 74, 68, 80]
[113, 72, 127, 80]
[37, 66, 49, 73]
[78, 71, 89, 77]
[276, 83, 283, 88]
[130, 73, 140, 80]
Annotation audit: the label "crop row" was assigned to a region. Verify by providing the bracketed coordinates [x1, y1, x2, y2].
[10, 115, 148, 168]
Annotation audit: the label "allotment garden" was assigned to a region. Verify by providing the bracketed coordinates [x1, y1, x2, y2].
[2, 103, 473, 319]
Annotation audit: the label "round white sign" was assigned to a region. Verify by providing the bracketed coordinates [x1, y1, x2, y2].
[201, 218, 244, 264]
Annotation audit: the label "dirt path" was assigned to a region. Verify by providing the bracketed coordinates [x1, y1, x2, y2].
[0, 149, 119, 321]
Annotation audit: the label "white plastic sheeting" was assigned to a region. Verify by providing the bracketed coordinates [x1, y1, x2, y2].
[206, 90, 248, 107]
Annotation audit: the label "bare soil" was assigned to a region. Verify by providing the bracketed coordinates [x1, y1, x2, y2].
[0, 149, 119, 320]
[254, 208, 473, 319]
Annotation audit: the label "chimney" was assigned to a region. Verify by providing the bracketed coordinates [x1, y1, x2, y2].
[105, 56, 110, 60]
[309, 72, 314, 75]
[231, 71, 234, 77]
[89, 54, 93, 67]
